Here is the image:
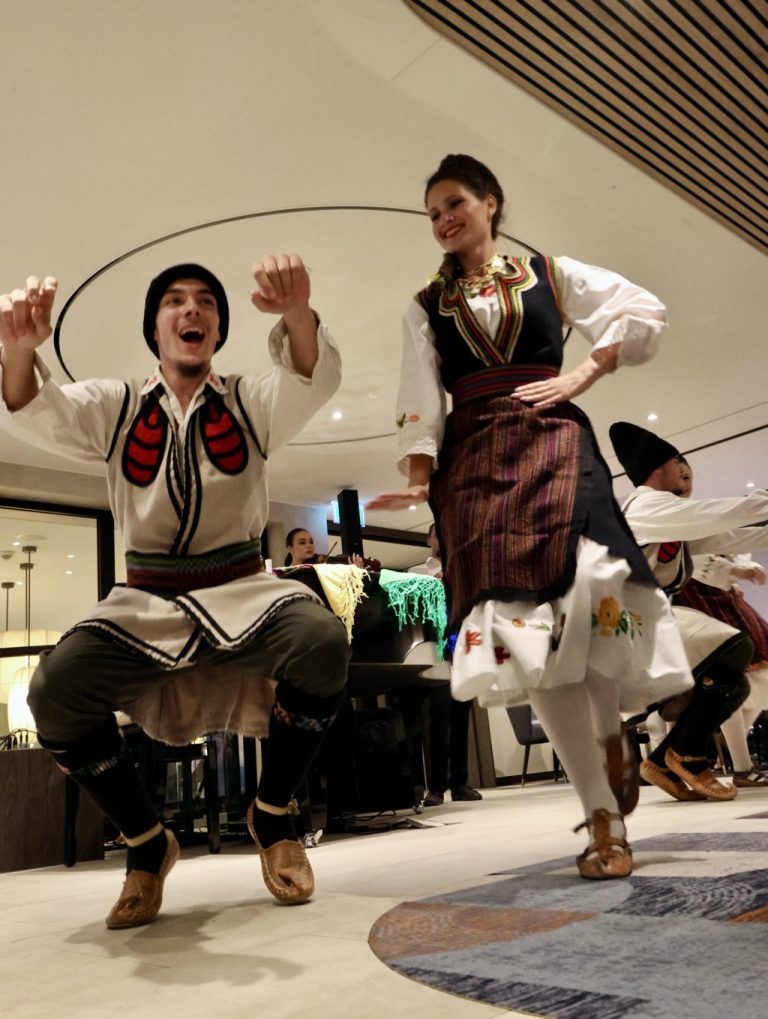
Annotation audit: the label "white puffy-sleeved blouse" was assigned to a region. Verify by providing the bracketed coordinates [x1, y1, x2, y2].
[395, 255, 667, 474]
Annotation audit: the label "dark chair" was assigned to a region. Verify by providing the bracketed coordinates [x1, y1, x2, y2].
[506, 705, 561, 785]
[157, 734, 222, 853]
[64, 728, 224, 866]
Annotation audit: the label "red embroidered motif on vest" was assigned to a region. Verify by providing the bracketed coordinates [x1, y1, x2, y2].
[122, 397, 167, 487]
[658, 541, 681, 564]
[200, 396, 248, 474]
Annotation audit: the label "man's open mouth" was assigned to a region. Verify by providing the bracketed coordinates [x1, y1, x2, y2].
[180, 328, 204, 343]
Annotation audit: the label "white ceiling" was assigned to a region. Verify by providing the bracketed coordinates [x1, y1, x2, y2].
[0, 0, 766, 551]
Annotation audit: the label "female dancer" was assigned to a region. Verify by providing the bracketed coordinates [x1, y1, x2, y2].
[370, 154, 692, 878]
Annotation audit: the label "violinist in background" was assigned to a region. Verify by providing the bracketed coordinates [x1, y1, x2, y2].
[285, 528, 321, 566]
[284, 527, 373, 569]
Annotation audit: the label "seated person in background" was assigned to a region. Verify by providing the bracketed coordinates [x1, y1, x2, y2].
[675, 553, 768, 787]
[284, 526, 368, 569]
[610, 421, 768, 801]
[285, 527, 322, 565]
[410, 523, 482, 805]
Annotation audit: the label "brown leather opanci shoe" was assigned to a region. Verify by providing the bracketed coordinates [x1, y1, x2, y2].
[664, 749, 737, 801]
[733, 769, 768, 788]
[639, 759, 706, 801]
[105, 829, 180, 930]
[575, 808, 633, 880]
[246, 803, 315, 905]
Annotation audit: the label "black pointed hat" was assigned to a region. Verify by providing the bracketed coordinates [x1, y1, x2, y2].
[609, 421, 681, 487]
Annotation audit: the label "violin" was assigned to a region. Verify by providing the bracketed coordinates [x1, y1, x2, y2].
[318, 553, 382, 571]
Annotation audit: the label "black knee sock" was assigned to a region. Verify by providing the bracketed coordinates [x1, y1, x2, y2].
[650, 666, 751, 771]
[40, 716, 163, 871]
[253, 682, 343, 848]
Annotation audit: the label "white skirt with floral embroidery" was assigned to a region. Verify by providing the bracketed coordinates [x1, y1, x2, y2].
[451, 537, 693, 712]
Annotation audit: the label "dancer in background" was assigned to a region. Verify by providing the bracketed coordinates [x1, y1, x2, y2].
[370, 153, 692, 879]
[676, 556, 768, 786]
[610, 423, 768, 800]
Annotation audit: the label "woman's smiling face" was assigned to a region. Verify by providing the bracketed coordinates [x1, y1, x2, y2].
[425, 179, 496, 259]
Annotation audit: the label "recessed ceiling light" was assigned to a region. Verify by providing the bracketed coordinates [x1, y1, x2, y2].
[66, 554, 76, 559]
[11, 541, 20, 547]
[746, 482, 755, 488]
[331, 410, 343, 421]
[408, 505, 417, 511]
[65, 570, 73, 576]
[646, 413, 658, 422]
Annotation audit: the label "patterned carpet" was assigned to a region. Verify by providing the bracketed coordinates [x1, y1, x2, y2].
[369, 832, 768, 1018]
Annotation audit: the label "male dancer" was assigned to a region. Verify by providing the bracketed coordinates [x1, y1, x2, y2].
[0, 257, 348, 926]
[610, 421, 768, 801]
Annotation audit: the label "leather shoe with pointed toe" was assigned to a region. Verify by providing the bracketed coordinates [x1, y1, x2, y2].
[639, 759, 706, 801]
[105, 829, 180, 930]
[247, 803, 314, 905]
[665, 749, 737, 801]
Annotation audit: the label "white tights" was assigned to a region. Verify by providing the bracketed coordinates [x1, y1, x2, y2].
[720, 705, 763, 772]
[528, 671, 625, 839]
[719, 667, 768, 772]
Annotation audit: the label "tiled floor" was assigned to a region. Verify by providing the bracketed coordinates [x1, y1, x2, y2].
[2, 780, 767, 1018]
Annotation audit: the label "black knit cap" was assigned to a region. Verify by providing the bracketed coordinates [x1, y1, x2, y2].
[609, 421, 681, 487]
[142, 263, 229, 358]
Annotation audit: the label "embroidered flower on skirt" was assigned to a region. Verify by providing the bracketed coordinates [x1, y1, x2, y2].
[450, 537, 692, 713]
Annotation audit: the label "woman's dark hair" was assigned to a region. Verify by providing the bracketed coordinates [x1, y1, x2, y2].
[284, 527, 310, 566]
[424, 154, 505, 291]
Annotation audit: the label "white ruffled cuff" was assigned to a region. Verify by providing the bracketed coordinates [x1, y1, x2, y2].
[594, 314, 664, 367]
[396, 437, 438, 477]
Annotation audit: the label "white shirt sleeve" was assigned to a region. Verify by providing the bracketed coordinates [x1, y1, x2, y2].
[624, 486, 768, 547]
[557, 256, 667, 367]
[4, 351, 129, 463]
[237, 318, 341, 455]
[690, 554, 737, 590]
[395, 299, 447, 477]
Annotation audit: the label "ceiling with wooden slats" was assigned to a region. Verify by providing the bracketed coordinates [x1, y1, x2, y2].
[405, 0, 768, 254]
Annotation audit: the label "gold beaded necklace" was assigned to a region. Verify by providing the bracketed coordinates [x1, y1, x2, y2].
[457, 253, 508, 297]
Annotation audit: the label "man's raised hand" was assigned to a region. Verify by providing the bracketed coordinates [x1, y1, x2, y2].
[251, 254, 310, 316]
[0, 276, 58, 350]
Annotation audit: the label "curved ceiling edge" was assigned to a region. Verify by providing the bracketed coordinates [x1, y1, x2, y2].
[53, 205, 537, 382]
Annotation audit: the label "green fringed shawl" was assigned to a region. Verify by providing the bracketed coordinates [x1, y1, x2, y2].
[378, 569, 448, 659]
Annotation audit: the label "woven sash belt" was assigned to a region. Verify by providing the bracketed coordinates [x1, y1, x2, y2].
[451, 365, 559, 406]
[126, 539, 264, 594]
